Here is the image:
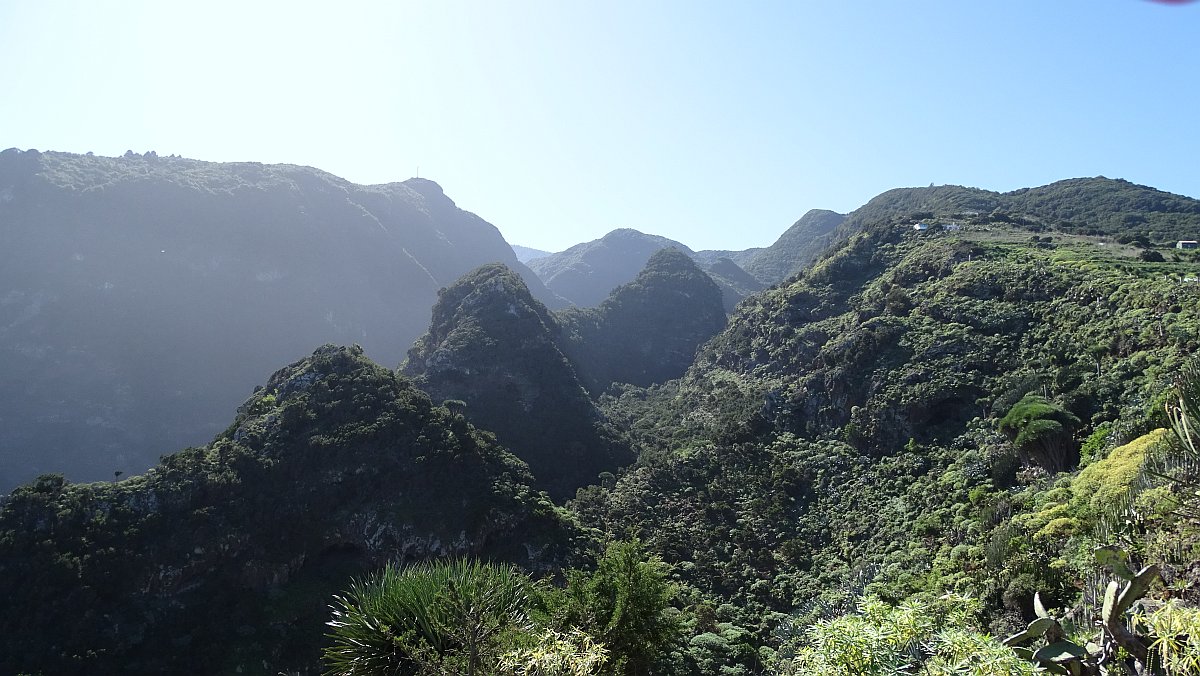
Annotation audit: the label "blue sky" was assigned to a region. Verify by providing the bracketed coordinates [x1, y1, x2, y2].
[2, 1, 1198, 252]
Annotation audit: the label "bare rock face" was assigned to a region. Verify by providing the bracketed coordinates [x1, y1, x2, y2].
[402, 264, 633, 501]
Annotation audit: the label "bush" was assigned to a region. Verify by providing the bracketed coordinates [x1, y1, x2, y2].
[543, 539, 683, 676]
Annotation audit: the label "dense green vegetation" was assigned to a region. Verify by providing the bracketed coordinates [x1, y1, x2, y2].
[4, 175, 1200, 674]
[773, 592, 1034, 674]
[581, 209, 1200, 670]
[1008, 177, 1200, 239]
[324, 541, 680, 676]
[0, 346, 577, 674]
[742, 208, 846, 285]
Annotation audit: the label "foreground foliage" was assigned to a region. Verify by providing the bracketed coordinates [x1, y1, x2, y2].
[775, 593, 1034, 675]
[325, 559, 535, 675]
[324, 541, 680, 676]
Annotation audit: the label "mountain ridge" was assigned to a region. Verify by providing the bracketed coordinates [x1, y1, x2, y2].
[0, 148, 561, 490]
[556, 248, 728, 395]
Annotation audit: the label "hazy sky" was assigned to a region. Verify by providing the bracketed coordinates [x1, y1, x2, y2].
[2, 1, 1198, 252]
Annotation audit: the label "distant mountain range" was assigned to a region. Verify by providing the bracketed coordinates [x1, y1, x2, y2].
[510, 244, 552, 262]
[520, 209, 850, 312]
[6, 147, 1198, 498]
[0, 149, 562, 489]
[525, 229, 768, 312]
[522, 177, 1200, 317]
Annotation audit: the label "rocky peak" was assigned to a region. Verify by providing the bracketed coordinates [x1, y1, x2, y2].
[407, 264, 560, 379]
[400, 176, 451, 204]
[402, 264, 632, 500]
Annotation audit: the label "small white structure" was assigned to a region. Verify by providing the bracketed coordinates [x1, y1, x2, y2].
[1177, 240, 1198, 250]
[913, 223, 930, 231]
[943, 223, 962, 232]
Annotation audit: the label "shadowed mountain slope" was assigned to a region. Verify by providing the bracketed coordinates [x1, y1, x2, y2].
[0, 149, 558, 489]
[556, 248, 728, 394]
[511, 244, 553, 262]
[527, 227, 761, 312]
[742, 208, 846, 284]
[528, 228, 694, 307]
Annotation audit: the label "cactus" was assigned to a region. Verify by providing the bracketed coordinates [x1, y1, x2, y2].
[1100, 564, 1160, 671]
[1004, 548, 1163, 675]
[1003, 593, 1094, 675]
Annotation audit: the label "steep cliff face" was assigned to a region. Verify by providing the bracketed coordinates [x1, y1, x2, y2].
[401, 265, 632, 500]
[0, 345, 577, 675]
[556, 248, 728, 394]
[0, 149, 560, 490]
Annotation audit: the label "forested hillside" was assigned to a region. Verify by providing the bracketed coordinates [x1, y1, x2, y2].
[4, 174, 1200, 675]
[741, 208, 846, 285]
[401, 264, 632, 499]
[582, 205, 1200, 671]
[0, 149, 559, 490]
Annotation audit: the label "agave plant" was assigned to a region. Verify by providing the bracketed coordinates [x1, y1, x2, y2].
[324, 558, 532, 676]
[1165, 362, 1200, 461]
